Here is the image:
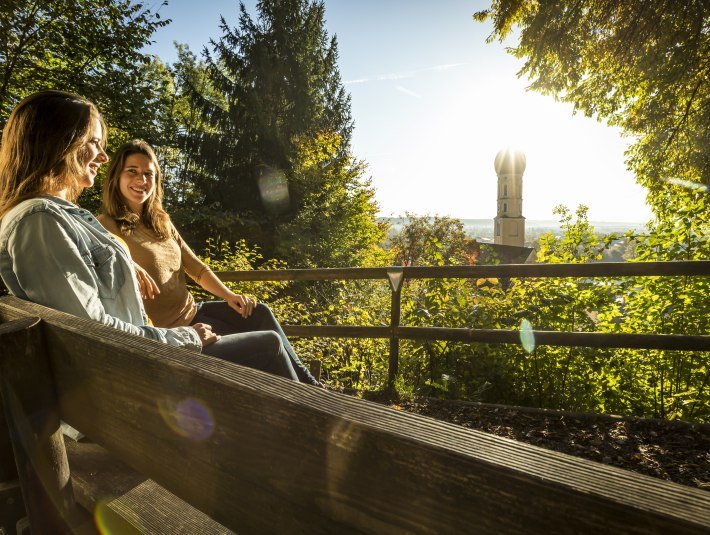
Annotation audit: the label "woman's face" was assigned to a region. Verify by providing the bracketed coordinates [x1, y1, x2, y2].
[78, 118, 108, 190]
[119, 153, 156, 214]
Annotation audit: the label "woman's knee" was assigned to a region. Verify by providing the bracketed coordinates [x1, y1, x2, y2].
[254, 330, 283, 353]
[256, 331, 297, 379]
[252, 302, 280, 328]
[253, 302, 274, 319]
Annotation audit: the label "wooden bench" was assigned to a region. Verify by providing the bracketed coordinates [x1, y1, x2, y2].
[0, 295, 708, 534]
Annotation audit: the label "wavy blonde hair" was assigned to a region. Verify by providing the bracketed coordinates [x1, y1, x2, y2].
[101, 139, 172, 240]
[0, 90, 106, 219]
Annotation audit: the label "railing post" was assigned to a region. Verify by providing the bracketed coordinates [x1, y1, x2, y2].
[387, 269, 404, 391]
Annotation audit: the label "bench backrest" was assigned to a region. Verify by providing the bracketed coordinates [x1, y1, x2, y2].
[1, 295, 709, 533]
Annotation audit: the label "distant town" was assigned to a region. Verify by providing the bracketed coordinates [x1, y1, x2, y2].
[383, 217, 647, 242]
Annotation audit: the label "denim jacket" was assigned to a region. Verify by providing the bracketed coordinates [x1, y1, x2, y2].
[0, 196, 201, 350]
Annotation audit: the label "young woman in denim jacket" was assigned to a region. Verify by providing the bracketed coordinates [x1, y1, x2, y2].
[0, 91, 303, 382]
[99, 140, 320, 386]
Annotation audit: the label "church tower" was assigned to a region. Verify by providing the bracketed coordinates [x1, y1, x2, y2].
[493, 149, 526, 247]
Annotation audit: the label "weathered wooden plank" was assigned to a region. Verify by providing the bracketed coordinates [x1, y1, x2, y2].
[217, 260, 710, 281]
[1, 296, 708, 534]
[65, 440, 234, 534]
[0, 316, 93, 534]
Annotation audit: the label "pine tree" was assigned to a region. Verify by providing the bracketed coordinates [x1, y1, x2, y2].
[189, 0, 358, 261]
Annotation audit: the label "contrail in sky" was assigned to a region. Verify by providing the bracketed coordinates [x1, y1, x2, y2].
[395, 85, 422, 99]
[344, 62, 468, 85]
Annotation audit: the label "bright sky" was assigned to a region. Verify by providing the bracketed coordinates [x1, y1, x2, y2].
[145, 0, 653, 223]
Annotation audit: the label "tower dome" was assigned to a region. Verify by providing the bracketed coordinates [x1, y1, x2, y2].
[494, 148, 526, 175]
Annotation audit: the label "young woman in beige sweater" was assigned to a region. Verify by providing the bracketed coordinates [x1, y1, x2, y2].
[99, 140, 320, 385]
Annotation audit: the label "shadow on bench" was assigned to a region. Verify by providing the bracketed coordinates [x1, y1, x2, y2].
[1, 295, 709, 534]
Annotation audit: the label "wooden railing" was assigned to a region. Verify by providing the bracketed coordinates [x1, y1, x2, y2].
[217, 261, 710, 386]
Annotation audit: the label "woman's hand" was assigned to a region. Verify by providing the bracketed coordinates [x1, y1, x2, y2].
[133, 261, 160, 300]
[192, 322, 220, 347]
[226, 292, 257, 319]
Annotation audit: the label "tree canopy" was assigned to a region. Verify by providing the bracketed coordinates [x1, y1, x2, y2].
[474, 1, 709, 215]
[0, 0, 168, 133]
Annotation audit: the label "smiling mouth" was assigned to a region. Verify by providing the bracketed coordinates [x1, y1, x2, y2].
[129, 186, 148, 194]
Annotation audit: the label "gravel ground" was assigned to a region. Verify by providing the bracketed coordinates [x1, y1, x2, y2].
[383, 397, 710, 490]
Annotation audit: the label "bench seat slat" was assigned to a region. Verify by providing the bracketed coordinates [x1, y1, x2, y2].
[66, 440, 233, 534]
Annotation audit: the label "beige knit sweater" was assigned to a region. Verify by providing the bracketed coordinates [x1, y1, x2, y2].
[98, 215, 205, 328]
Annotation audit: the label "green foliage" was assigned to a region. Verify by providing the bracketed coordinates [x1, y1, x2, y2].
[292, 279, 391, 389]
[474, 0, 709, 214]
[388, 213, 474, 266]
[275, 132, 388, 267]
[0, 0, 169, 132]
[378, 209, 709, 423]
[390, 214, 505, 399]
[149, 45, 227, 213]
[537, 205, 605, 264]
[609, 189, 710, 420]
[189, 238, 289, 304]
[495, 207, 619, 412]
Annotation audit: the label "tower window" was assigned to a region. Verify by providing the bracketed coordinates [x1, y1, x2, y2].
[503, 202, 507, 213]
[503, 184, 507, 196]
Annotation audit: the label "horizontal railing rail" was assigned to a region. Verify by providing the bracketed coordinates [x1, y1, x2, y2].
[284, 325, 710, 351]
[218, 260, 710, 281]
[215, 261, 710, 387]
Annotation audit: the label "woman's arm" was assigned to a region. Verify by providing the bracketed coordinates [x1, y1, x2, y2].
[176, 230, 256, 318]
[195, 267, 257, 319]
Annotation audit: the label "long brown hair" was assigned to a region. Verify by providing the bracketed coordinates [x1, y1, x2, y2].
[102, 139, 172, 240]
[0, 90, 106, 219]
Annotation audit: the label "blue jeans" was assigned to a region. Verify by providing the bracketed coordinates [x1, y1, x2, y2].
[191, 301, 320, 385]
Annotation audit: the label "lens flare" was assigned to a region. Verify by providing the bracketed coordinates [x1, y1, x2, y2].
[257, 166, 291, 213]
[520, 318, 536, 353]
[158, 397, 214, 441]
[94, 500, 143, 533]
